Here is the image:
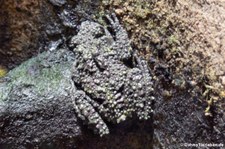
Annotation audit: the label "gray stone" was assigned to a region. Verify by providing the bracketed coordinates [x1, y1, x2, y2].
[49, 0, 67, 7]
[0, 49, 81, 148]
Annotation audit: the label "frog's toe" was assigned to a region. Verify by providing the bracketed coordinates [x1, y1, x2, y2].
[105, 13, 120, 28]
[73, 91, 109, 136]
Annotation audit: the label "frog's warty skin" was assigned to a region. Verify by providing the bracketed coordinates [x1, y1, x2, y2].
[70, 13, 154, 136]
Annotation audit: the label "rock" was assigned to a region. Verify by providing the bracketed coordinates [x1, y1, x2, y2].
[49, 0, 67, 6]
[59, 9, 78, 28]
[220, 76, 225, 86]
[0, 0, 101, 69]
[115, 8, 124, 15]
[0, 0, 43, 69]
[0, 49, 82, 148]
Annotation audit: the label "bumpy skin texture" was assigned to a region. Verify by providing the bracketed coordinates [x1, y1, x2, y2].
[70, 13, 154, 136]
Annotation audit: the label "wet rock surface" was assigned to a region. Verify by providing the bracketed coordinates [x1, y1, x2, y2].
[0, 49, 82, 148]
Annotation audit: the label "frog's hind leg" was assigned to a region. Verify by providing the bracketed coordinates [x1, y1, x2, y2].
[70, 80, 109, 136]
[132, 51, 155, 119]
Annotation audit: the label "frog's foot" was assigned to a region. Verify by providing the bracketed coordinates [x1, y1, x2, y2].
[72, 90, 109, 137]
[133, 51, 153, 81]
[105, 13, 121, 33]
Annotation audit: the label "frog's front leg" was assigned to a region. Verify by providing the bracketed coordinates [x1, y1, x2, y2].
[105, 13, 132, 60]
[105, 13, 124, 35]
[70, 80, 109, 136]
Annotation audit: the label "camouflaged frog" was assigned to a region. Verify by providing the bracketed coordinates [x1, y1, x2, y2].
[70, 13, 154, 136]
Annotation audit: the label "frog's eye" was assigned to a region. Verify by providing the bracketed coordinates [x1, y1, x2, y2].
[94, 26, 105, 38]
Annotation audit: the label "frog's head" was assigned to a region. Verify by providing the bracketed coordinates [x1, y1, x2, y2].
[71, 20, 114, 59]
[79, 21, 107, 39]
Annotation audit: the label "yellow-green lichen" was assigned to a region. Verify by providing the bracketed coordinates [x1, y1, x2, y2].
[168, 35, 179, 45]
[0, 66, 7, 78]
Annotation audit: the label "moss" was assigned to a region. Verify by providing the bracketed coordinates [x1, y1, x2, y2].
[0, 52, 71, 100]
[219, 91, 225, 98]
[168, 35, 179, 45]
[0, 66, 8, 78]
[99, 0, 181, 54]
[133, 2, 151, 19]
[98, 0, 222, 118]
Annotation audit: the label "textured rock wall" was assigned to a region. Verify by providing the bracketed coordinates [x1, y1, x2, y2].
[0, 0, 43, 69]
[0, 0, 101, 69]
